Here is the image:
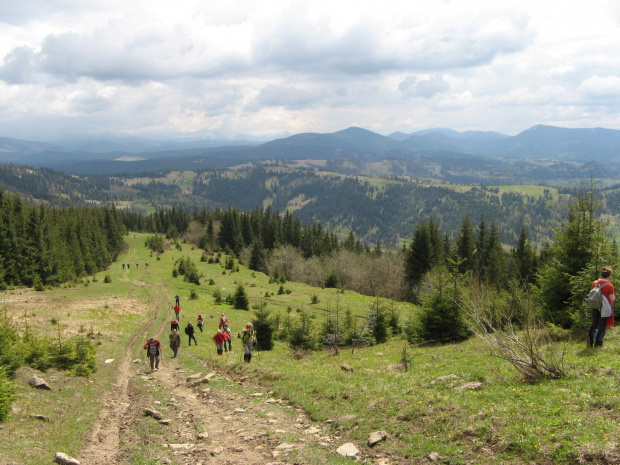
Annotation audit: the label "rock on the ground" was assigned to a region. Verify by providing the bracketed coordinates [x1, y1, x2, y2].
[54, 452, 80, 465]
[435, 374, 460, 382]
[197, 432, 209, 440]
[159, 458, 172, 464]
[186, 373, 204, 381]
[336, 442, 360, 457]
[29, 377, 51, 390]
[338, 414, 357, 423]
[454, 382, 483, 391]
[428, 452, 442, 461]
[144, 408, 163, 420]
[341, 364, 354, 372]
[30, 414, 51, 422]
[210, 446, 224, 456]
[387, 363, 406, 371]
[368, 431, 387, 446]
[159, 419, 172, 425]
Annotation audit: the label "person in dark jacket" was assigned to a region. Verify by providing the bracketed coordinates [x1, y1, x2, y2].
[185, 321, 198, 346]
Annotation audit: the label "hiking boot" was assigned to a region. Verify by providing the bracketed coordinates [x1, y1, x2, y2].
[587, 337, 594, 348]
[595, 340, 604, 347]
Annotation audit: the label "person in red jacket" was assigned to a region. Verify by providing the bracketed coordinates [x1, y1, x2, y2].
[213, 329, 227, 355]
[588, 266, 616, 347]
[143, 337, 161, 371]
[174, 304, 181, 321]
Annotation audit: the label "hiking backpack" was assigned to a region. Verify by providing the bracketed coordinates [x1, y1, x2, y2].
[148, 341, 159, 356]
[585, 282, 610, 310]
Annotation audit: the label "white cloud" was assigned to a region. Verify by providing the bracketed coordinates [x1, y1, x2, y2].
[0, 0, 620, 139]
[399, 75, 450, 99]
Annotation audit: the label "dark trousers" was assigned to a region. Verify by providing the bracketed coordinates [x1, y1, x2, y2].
[188, 334, 198, 345]
[588, 308, 608, 344]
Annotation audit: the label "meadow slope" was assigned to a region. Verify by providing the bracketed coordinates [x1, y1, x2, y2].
[0, 234, 619, 465]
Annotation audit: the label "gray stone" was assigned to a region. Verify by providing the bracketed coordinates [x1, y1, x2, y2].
[144, 408, 163, 420]
[336, 442, 360, 457]
[455, 382, 483, 391]
[368, 431, 387, 446]
[387, 363, 406, 371]
[210, 445, 224, 456]
[29, 377, 51, 390]
[54, 452, 80, 465]
[186, 373, 204, 381]
[341, 364, 354, 372]
[436, 374, 460, 382]
[428, 452, 442, 461]
[338, 414, 357, 423]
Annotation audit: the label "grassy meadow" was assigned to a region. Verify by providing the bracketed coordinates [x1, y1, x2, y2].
[1, 233, 620, 464]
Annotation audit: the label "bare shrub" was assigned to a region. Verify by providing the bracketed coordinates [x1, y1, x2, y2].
[461, 280, 566, 381]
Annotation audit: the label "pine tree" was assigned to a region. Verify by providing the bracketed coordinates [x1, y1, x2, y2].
[455, 215, 475, 274]
[233, 284, 250, 310]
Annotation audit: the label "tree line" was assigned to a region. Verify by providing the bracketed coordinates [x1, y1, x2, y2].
[0, 188, 125, 288]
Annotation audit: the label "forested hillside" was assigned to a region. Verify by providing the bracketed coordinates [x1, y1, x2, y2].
[2, 161, 618, 250]
[0, 188, 125, 287]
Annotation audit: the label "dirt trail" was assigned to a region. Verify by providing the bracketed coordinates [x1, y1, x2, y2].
[75, 286, 357, 465]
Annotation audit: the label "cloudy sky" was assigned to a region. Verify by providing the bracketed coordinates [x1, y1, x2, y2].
[1, 0, 619, 141]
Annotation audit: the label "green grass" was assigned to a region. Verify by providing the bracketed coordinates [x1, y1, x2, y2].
[3, 232, 620, 464]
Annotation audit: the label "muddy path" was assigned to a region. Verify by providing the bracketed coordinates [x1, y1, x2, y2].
[74, 290, 362, 465]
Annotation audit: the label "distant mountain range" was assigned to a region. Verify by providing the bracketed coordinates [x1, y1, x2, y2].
[1, 124, 619, 174]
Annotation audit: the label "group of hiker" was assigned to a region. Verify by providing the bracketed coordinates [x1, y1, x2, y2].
[143, 294, 257, 370]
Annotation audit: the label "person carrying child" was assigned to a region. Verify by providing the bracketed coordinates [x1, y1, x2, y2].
[143, 337, 161, 371]
[197, 314, 204, 332]
[169, 329, 181, 358]
[213, 329, 227, 355]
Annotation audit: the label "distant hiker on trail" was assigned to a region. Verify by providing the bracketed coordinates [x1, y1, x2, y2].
[219, 313, 228, 330]
[170, 319, 180, 332]
[239, 322, 256, 363]
[174, 304, 181, 320]
[145, 263, 149, 271]
[587, 266, 616, 347]
[143, 337, 161, 371]
[175, 294, 180, 306]
[122, 263, 125, 270]
[224, 327, 232, 352]
[136, 263, 139, 269]
[213, 329, 226, 355]
[185, 321, 198, 346]
[169, 329, 181, 358]
[197, 315, 204, 332]
[127, 263, 130, 270]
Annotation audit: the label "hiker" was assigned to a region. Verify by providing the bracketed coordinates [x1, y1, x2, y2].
[197, 315, 204, 332]
[224, 326, 232, 352]
[587, 266, 616, 347]
[143, 337, 161, 371]
[185, 321, 198, 346]
[213, 329, 226, 355]
[219, 313, 228, 330]
[239, 322, 256, 363]
[170, 319, 180, 332]
[174, 304, 181, 320]
[175, 294, 180, 306]
[122, 263, 125, 270]
[169, 328, 181, 357]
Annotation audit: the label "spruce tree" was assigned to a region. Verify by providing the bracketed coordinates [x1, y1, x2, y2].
[233, 284, 250, 310]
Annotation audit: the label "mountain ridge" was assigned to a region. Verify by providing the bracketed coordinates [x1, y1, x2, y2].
[2, 124, 620, 170]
